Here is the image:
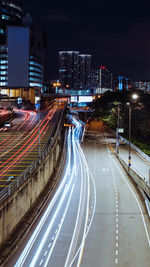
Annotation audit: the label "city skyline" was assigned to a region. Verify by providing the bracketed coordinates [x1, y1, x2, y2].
[24, 0, 150, 81]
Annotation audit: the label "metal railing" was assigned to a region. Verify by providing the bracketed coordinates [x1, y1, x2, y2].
[120, 135, 150, 163]
[0, 110, 64, 203]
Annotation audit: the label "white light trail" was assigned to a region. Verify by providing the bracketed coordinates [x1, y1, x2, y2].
[15, 129, 72, 267]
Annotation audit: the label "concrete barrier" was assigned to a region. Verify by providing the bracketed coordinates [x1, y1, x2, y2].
[117, 153, 150, 217]
[0, 115, 65, 245]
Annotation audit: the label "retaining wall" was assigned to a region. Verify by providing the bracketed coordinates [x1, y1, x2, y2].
[0, 135, 62, 245]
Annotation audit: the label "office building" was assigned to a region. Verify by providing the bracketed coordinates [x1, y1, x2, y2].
[78, 54, 91, 90]
[59, 51, 79, 90]
[0, 2, 46, 104]
[92, 66, 113, 94]
[0, 0, 23, 87]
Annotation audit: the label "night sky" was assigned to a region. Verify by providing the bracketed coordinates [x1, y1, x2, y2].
[24, 0, 150, 81]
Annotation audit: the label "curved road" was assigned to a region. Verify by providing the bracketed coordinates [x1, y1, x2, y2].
[81, 120, 150, 267]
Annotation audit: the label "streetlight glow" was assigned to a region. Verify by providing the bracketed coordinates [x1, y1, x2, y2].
[132, 93, 139, 100]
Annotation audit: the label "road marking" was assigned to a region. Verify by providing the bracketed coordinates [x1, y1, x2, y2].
[110, 154, 150, 247]
[116, 242, 118, 247]
[44, 251, 48, 256]
[48, 243, 51, 248]
[116, 250, 118, 256]
[115, 258, 118, 264]
[116, 230, 118, 234]
[55, 229, 58, 234]
[116, 218, 118, 223]
[51, 236, 54, 241]
[116, 224, 118, 228]
[40, 259, 43, 265]
[116, 213, 118, 216]
[116, 236, 118, 240]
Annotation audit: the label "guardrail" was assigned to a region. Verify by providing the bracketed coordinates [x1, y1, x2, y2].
[119, 135, 150, 164]
[0, 109, 64, 203]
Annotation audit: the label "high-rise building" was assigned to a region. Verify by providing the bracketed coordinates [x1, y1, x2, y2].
[59, 51, 79, 90]
[0, 0, 23, 87]
[22, 13, 46, 92]
[59, 51, 92, 91]
[78, 54, 91, 90]
[0, 1, 46, 104]
[92, 66, 113, 93]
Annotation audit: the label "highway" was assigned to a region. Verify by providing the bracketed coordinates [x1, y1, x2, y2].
[0, 102, 62, 192]
[4, 118, 150, 267]
[81, 120, 150, 267]
[6, 117, 96, 267]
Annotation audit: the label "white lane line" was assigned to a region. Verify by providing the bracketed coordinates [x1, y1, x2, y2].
[51, 236, 54, 241]
[110, 154, 150, 247]
[116, 230, 118, 234]
[116, 218, 119, 223]
[44, 251, 48, 256]
[116, 224, 119, 228]
[116, 242, 118, 247]
[48, 243, 51, 248]
[55, 229, 58, 234]
[116, 236, 118, 241]
[115, 258, 118, 264]
[116, 250, 118, 256]
[14, 129, 72, 267]
[76, 140, 90, 267]
[44, 184, 75, 267]
[68, 139, 97, 266]
[40, 259, 43, 265]
[64, 135, 84, 267]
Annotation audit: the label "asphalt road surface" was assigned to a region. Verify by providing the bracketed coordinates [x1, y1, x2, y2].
[6, 118, 96, 267]
[80, 120, 150, 267]
[4, 119, 150, 267]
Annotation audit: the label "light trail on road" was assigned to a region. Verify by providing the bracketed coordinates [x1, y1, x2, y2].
[12, 117, 96, 267]
[0, 103, 62, 191]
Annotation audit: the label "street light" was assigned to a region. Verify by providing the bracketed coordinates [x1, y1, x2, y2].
[116, 102, 120, 154]
[127, 93, 139, 170]
[53, 82, 61, 93]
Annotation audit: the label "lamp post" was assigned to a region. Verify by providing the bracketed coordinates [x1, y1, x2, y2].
[53, 82, 61, 94]
[116, 102, 120, 154]
[128, 102, 131, 169]
[127, 93, 139, 170]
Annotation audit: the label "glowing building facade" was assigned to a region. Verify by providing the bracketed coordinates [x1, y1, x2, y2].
[59, 51, 92, 91]
[0, 1, 46, 104]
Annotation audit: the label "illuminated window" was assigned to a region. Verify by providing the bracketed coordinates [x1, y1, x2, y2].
[2, 15, 10, 20]
[3, 2, 22, 12]
[29, 77, 42, 82]
[0, 82, 7, 86]
[0, 66, 7, 69]
[29, 82, 42, 87]
[30, 61, 42, 69]
[0, 71, 6, 75]
[0, 29, 4, 34]
[30, 72, 42, 78]
[0, 76, 7, 80]
[29, 66, 42, 73]
[0, 60, 7, 64]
